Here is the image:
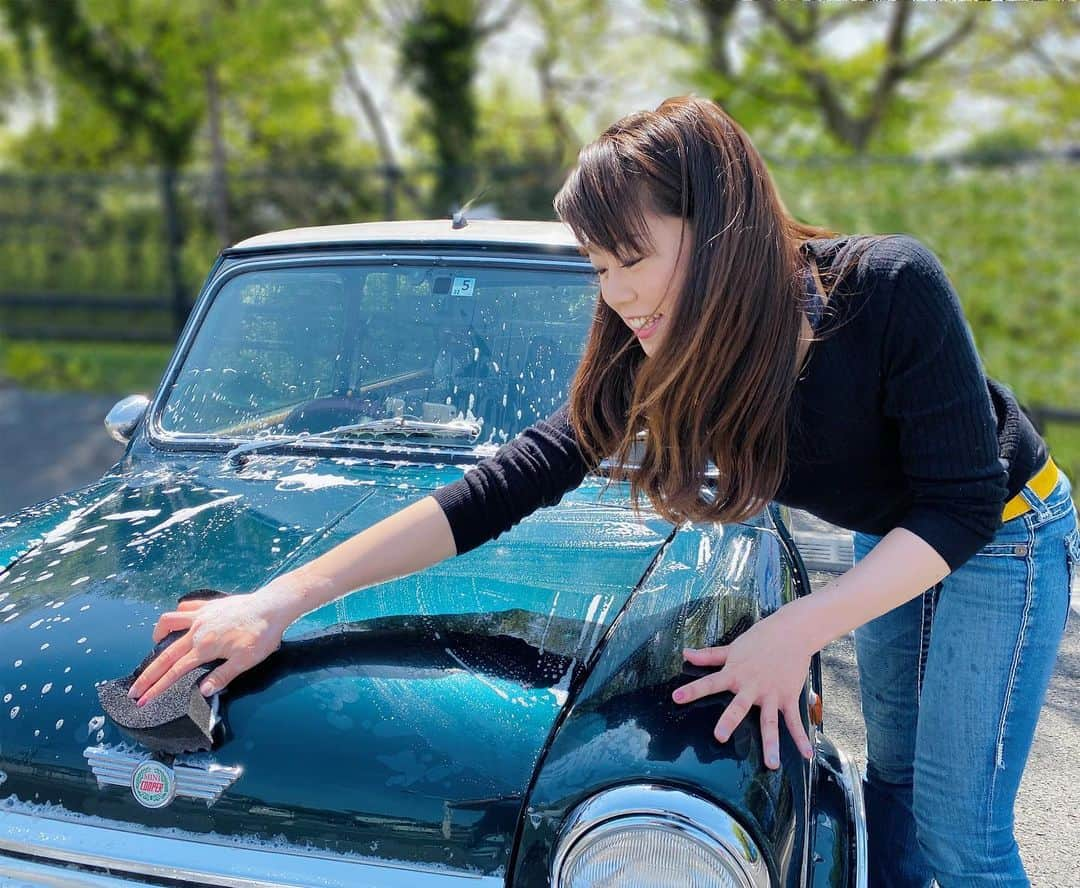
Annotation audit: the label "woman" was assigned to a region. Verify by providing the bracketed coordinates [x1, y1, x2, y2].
[128, 96, 1077, 886]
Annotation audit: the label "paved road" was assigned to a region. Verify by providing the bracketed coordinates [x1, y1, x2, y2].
[2, 383, 1077, 884]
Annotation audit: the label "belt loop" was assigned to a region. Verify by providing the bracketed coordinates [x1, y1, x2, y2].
[1018, 485, 1049, 518]
[1003, 457, 1059, 523]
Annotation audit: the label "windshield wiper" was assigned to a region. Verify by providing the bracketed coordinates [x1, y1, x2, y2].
[225, 417, 482, 466]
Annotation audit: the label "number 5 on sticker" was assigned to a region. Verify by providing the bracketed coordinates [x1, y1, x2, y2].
[451, 277, 475, 296]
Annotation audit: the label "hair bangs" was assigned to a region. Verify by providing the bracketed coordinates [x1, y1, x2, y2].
[554, 140, 655, 261]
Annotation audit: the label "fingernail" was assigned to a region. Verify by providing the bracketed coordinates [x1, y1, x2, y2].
[767, 754, 778, 768]
[127, 688, 138, 699]
[672, 689, 685, 703]
[200, 682, 214, 696]
[136, 697, 146, 708]
[715, 730, 728, 743]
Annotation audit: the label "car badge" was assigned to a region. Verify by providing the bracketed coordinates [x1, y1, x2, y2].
[83, 744, 242, 809]
[131, 759, 175, 808]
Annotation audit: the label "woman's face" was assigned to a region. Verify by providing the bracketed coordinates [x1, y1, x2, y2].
[584, 211, 692, 356]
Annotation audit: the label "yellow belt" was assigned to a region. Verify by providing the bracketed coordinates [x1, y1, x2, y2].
[1001, 456, 1060, 522]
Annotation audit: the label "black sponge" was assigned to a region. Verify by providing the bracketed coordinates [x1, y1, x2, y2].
[97, 589, 229, 755]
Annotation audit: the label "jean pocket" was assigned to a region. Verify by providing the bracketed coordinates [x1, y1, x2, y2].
[977, 519, 1032, 558]
[1065, 526, 1080, 633]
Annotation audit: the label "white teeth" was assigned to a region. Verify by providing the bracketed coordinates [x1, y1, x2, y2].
[627, 312, 662, 330]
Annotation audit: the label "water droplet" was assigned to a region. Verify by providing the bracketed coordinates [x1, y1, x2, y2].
[55, 719, 64, 730]
[9, 706, 19, 719]
[64, 685, 72, 694]
[41, 683, 52, 695]
[13, 659, 22, 668]
[76, 637, 87, 644]
[88, 716, 105, 731]
[40, 643, 49, 651]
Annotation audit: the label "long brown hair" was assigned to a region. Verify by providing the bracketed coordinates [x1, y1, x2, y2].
[553, 95, 861, 527]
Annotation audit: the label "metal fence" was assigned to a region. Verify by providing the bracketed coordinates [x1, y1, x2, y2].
[1, 150, 1075, 343]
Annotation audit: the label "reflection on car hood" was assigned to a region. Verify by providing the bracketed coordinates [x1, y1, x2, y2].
[0, 452, 672, 877]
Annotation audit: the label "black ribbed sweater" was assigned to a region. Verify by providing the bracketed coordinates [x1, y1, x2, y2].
[431, 235, 1048, 572]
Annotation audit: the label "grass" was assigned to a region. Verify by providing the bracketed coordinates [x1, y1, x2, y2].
[0, 338, 171, 397]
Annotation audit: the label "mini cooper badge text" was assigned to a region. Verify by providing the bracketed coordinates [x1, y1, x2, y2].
[84, 745, 242, 809]
[131, 760, 175, 808]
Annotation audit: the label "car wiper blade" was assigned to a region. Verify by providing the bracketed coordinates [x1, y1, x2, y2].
[225, 417, 482, 466]
[334, 417, 481, 438]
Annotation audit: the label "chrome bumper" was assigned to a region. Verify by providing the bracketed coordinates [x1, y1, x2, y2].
[834, 747, 869, 888]
[0, 806, 502, 888]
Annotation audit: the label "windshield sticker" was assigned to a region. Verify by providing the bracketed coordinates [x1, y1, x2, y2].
[450, 277, 475, 296]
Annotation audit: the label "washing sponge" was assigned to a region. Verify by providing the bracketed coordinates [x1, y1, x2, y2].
[97, 588, 228, 755]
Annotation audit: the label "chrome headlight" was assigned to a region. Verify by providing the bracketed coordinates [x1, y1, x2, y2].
[551, 784, 770, 887]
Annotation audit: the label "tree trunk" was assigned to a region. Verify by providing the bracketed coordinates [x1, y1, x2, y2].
[205, 61, 231, 247]
[159, 165, 188, 340]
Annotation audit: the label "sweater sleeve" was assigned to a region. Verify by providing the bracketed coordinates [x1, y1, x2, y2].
[430, 401, 596, 556]
[879, 236, 1009, 572]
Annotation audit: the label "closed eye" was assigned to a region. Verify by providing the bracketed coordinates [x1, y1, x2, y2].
[594, 256, 643, 275]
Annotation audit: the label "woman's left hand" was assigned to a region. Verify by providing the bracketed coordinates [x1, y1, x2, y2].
[672, 605, 816, 770]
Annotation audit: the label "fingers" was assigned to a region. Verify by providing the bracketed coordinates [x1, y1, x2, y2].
[712, 691, 752, 743]
[672, 670, 813, 768]
[198, 660, 245, 696]
[682, 645, 728, 667]
[783, 699, 814, 761]
[176, 599, 210, 612]
[151, 611, 195, 644]
[133, 648, 207, 708]
[672, 666, 734, 704]
[127, 634, 193, 704]
[760, 698, 780, 769]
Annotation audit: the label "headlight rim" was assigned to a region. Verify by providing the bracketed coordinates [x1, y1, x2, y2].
[550, 782, 770, 888]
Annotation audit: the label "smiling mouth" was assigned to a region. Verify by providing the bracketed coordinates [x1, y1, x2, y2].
[625, 311, 663, 330]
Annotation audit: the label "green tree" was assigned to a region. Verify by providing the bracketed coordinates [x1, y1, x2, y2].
[1, 0, 209, 332]
[396, 0, 519, 215]
[642, 0, 1071, 156]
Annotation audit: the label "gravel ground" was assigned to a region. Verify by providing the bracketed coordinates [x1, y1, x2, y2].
[2, 383, 1077, 884]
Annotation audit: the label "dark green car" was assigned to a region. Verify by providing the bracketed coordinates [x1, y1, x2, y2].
[0, 219, 865, 887]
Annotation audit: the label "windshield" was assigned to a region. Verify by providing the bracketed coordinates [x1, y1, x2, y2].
[157, 259, 597, 448]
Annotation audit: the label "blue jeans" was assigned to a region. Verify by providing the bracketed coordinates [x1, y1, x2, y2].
[852, 469, 1079, 887]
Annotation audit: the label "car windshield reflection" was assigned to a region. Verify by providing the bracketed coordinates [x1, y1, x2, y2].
[158, 260, 597, 450]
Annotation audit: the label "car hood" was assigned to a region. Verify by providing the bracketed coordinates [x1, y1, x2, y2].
[0, 452, 672, 878]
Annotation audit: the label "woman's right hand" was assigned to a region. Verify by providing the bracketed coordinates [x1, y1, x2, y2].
[126, 575, 311, 708]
